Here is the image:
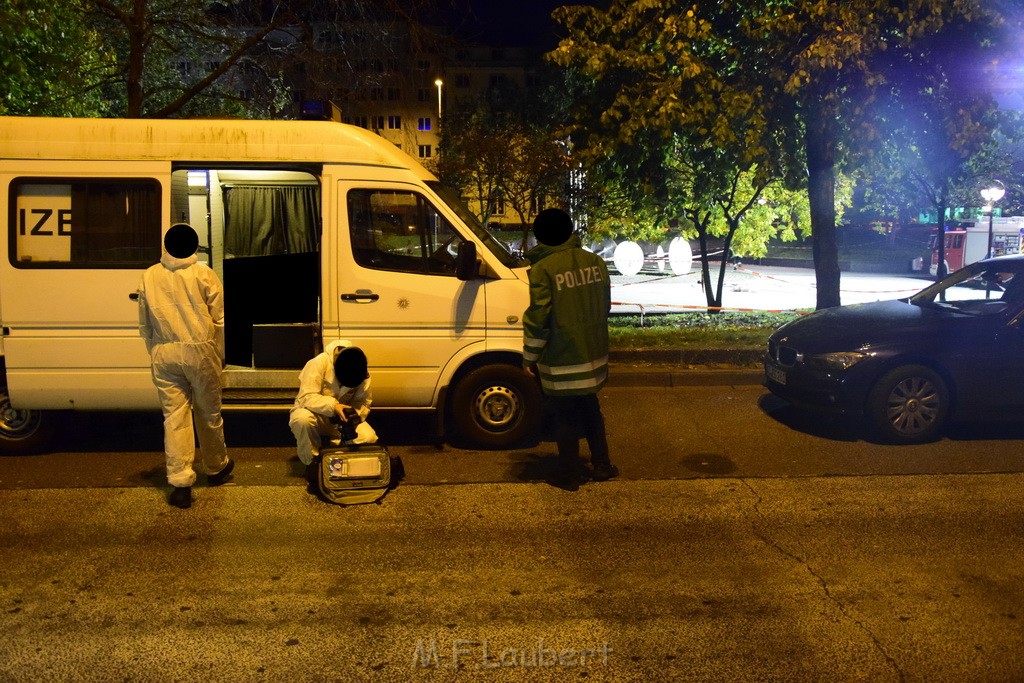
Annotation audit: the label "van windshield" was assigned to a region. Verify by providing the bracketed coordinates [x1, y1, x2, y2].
[427, 181, 525, 268]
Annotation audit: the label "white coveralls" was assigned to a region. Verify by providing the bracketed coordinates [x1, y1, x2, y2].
[138, 253, 229, 488]
[288, 339, 377, 465]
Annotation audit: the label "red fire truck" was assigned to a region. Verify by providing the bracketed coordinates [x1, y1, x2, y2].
[929, 217, 1024, 275]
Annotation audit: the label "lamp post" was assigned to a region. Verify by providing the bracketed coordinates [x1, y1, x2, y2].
[981, 182, 1006, 260]
[434, 79, 443, 120]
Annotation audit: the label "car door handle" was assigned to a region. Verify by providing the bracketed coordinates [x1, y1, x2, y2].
[129, 292, 140, 301]
[341, 291, 379, 302]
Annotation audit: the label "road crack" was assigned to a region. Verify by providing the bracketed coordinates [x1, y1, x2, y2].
[738, 479, 906, 683]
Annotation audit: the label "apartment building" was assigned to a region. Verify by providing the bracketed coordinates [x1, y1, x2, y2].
[229, 20, 541, 230]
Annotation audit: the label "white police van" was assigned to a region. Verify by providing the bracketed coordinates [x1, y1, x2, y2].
[0, 116, 538, 452]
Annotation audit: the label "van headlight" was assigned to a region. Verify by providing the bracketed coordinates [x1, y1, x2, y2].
[805, 352, 868, 371]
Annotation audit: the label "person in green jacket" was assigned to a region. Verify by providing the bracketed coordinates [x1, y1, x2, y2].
[523, 208, 618, 486]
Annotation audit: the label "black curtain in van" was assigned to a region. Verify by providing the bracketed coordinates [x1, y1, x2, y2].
[223, 185, 320, 257]
[70, 182, 161, 265]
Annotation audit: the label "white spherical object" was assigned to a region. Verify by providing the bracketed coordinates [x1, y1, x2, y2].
[656, 245, 666, 273]
[612, 241, 645, 276]
[668, 237, 693, 275]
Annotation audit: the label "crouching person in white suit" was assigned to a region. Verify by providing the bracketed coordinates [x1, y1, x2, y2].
[289, 340, 378, 476]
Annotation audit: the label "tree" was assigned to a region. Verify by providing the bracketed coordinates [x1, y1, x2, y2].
[497, 125, 571, 251]
[3, 0, 441, 119]
[0, 0, 112, 116]
[550, 0, 1003, 309]
[549, 1, 808, 310]
[852, 13, 1009, 277]
[742, 0, 1002, 306]
[436, 81, 569, 249]
[83, 0, 301, 118]
[435, 104, 507, 227]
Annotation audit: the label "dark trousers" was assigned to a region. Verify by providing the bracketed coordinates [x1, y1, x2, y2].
[546, 393, 611, 470]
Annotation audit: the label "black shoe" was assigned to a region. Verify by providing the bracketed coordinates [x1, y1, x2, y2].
[207, 458, 234, 486]
[551, 465, 589, 491]
[168, 486, 192, 509]
[591, 464, 619, 482]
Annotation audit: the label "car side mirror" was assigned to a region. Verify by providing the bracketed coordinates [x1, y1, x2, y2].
[455, 241, 479, 281]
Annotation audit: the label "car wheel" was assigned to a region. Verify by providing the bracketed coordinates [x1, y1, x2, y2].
[0, 387, 52, 454]
[450, 365, 541, 449]
[866, 365, 949, 444]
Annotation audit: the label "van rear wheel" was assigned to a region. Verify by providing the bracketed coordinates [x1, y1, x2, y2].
[0, 387, 51, 454]
[450, 365, 541, 449]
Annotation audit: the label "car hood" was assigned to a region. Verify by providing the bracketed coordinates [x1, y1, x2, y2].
[771, 299, 951, 353]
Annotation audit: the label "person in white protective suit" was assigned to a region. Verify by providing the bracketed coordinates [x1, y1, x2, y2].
[289, 340, 378, 475]
[138, 224, 233, 509]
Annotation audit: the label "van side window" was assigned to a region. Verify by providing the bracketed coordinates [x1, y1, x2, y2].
[10, 179, 161, 267]
[347, 189, 464, 275]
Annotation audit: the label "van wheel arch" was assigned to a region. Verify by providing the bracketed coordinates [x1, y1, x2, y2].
[0, 385, 53, 454]
[447, 355, 541, 449]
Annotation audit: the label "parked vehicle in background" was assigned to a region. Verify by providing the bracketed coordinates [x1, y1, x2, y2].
[764, 255, 1024, 443]
[0, 116, 538, 453]
[929, 217, 1024, 275]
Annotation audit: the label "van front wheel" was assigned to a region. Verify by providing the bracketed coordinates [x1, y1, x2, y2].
[450, 365, 541, 449]
[0, 388, 51, 454]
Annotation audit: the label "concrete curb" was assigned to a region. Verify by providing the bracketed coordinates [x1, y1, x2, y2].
[607, 349, 764, 387]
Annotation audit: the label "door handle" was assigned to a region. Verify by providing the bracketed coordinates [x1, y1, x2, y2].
[129, 292, 140, 301]
[341, 291, 379, 302]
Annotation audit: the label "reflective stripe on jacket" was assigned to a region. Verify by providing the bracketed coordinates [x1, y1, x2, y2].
[522, 234, 611, 396]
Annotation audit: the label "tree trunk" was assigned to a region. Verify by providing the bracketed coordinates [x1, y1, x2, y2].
[125, 0, 147, 118]
[695, 224, 721, 311]
[935, 188, 948, 281]
[713, 221, 739, 313]
[805, 96, 841, 309]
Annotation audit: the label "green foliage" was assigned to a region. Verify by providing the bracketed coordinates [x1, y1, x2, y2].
[549, 1, 810, 307]
[607, 311, 798, 350]
[550, 0, 1006, 309]
[0, 0, 112, 116]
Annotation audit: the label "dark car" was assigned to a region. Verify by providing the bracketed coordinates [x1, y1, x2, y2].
[764, 255, 1024, 443]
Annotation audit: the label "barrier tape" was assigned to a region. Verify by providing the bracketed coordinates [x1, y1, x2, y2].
[611, 301, 808, 318]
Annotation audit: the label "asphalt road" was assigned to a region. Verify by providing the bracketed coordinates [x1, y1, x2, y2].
[3, 381, 1022, 490]
[1, 383, 1023, 681]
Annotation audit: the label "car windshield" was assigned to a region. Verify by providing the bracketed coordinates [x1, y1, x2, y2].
[426, 181, 525, 269]
[909, 259, 1024, 316]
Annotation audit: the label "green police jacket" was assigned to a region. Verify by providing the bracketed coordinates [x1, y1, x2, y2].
[522, 234, 611, 396]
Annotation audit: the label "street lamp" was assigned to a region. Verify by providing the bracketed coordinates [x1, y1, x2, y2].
[981, 181, 1006, 259]
[434, 79, 443, 119]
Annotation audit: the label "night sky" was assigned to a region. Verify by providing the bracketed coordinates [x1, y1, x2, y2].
[445, 0, 576, 48]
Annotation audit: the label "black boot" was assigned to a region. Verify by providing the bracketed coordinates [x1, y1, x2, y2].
[591, 463, 619, 482]
[207, 459, 234, 486]
[168, 486, 192, 509]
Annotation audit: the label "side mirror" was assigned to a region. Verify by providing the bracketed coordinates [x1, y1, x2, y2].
[455, 241, 479, 281]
